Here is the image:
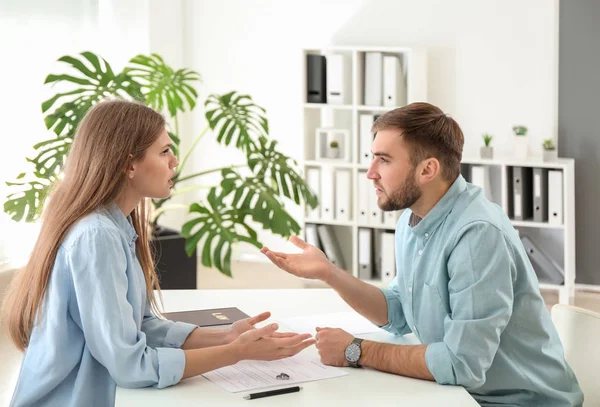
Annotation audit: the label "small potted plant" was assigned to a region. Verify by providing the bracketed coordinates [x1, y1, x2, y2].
[327, 139, 340, 158]
[512, 125, 529, 160]
[480, 133, 493, 159]
[542, 138, 558, 161]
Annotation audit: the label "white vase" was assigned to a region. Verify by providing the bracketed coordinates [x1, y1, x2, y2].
[514, 136, 529, 160]
[480, 146, 494, 159]
[543, 149, 558, 162]
[326, 147, 340, 159]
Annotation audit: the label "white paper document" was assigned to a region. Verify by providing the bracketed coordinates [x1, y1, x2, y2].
[203, 352, 347, 393]
[280, 311, 385, 336]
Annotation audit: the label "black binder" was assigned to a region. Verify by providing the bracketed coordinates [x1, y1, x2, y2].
[306, 55, 327, 103]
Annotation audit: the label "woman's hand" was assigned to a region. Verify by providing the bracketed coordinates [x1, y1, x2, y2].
[231, 323, 316, 361]
[224, 311, 300, 344]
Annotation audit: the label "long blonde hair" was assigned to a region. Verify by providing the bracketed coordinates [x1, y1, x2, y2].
[2, 99, 165, 351]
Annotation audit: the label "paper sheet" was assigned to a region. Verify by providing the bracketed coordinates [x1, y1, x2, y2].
[279, 311, 386, 336]
[203, 352, 347, 393]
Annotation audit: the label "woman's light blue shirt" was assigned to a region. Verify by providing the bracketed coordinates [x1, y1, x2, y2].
[10, 204, 197, 407]
[381, 175, 583, 406]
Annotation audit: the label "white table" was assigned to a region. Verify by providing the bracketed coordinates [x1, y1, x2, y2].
[116, 289, 477, 406]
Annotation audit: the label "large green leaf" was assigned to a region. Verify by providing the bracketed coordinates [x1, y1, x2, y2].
[125, 54, 200, 117]
[27, 135, 72, 179]
[220, 168, 301, 237]
[205, 92, 268, 152]
[4, 180, 53, 222]
[42, 52, 143, 138]
[248, 136, 318, 208]
[181, 188, 260, 277]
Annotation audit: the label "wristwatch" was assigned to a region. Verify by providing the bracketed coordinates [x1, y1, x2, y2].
[344, 337, 364, 368]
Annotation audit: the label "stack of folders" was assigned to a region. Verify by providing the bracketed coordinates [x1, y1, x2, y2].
[305, 167, 352, 223]
[305, 224, 345, 270]
[521, 235, 564, 284]
[306, 54, 351, 105]
[511, 167, 563, 224]
[364, 52, 406, 107]
[358, 229, 396, 284]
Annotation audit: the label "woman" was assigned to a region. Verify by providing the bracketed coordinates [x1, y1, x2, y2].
[2, 99, 315, 407]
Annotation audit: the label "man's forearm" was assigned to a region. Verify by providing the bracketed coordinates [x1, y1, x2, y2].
[324, 266, 389, 326]
[181, 327, 230, 350]
[360, 341, 435, 381]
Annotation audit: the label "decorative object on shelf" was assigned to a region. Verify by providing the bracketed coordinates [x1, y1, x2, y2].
[542, 138, 558, 162]
[512, 125, 529, 160]
[315, 128, 350, 162]
[480, 133, 494, 159]
[327, 140, 340, 158]
[3, 51, 318, 280]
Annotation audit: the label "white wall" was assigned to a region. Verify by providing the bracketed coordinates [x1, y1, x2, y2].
[182, 0, 559, 258]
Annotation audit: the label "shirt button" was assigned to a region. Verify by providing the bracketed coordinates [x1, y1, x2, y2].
[408, 287, 412, 293]
[425, 233, 429, 237]
[418, 250, 423, 255]
[413, 326, 418, 333]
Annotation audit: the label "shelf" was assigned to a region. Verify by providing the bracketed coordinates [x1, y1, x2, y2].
[304, 218, 354, 227]
[303, 160, 355, 169]
[511, 220, 565, 230]
[538, 283, 563, 291]
[357, 223, 396, 231]
[303, 103, 353, 110]
[462, 156, 573, 169]
[357, 105, 391, 113]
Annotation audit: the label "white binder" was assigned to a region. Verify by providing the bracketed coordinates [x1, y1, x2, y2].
[317, 225, 345, 269]
[471, 165, 492, 202]
[368, 188, 383, 226]
[326, 54, 348, 105]
[359, 114, 374, 166]
[548, 170, 563, 225]
[380, 231, 396, 285]
[335, 170, 351, 221]
[383, 55, 406, 107]
[305, 168, 320, 219]
[304, 224, 321, 250]
[364, 52, 383, 106]
[358, 228, 373, 280]
[384, 210, 402, 229]
[357, 172, 369, 224]
[320, 168, 334, 221]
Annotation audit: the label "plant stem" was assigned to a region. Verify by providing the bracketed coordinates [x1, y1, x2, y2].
[177, 125, 209, 177]
[176, 164, 247, 183]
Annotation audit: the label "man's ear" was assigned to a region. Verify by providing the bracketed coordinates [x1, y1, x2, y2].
[418, 158, 441, 184]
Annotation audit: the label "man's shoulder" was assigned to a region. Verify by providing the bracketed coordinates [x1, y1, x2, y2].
[447, 185, 509, 237]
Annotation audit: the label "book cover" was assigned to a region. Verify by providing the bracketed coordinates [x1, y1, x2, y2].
[163, 307, 250, 327]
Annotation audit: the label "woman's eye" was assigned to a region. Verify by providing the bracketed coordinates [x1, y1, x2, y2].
[162, 148, 170, 154]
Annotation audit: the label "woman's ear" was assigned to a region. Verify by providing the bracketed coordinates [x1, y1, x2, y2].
[125, 154, 136, 179]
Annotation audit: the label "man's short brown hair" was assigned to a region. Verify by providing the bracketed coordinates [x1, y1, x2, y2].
[372, 102, 464, 182]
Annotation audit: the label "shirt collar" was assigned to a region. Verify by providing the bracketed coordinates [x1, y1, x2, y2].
[409, 175, 467, 237]
[105, 203, 138, 247]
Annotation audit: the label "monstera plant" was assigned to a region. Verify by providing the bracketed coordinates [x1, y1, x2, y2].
[4, 51, 318, 277]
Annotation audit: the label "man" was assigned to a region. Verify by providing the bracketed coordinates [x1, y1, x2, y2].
[261, 102, 583, 406]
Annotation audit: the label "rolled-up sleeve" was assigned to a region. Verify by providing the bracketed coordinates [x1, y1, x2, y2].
[379, 281, 411, 336]
[425, 221, 515, 389]
[142, 304, 197, 348]
[67, 227, 186, 389]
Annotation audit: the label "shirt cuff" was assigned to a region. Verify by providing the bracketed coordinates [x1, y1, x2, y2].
[155, 347, 186, 389]
[164, 322, 197, 348]
[425, 342, 457, 385]
[379, 287, 401, 331]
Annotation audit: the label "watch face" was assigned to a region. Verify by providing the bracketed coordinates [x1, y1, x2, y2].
[345, 343, 360, 363]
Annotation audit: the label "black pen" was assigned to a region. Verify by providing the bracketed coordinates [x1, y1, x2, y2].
[243, 386, 302, 400]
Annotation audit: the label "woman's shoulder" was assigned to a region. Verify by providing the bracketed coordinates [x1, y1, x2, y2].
[61, 208, 122, 252]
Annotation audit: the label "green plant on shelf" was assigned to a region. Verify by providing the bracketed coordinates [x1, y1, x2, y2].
[512, 125, 528, 136]
[482, 133, 493, 147]
[542, 139, 556, 151]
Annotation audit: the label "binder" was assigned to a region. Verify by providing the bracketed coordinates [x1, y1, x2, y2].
[317, 225, 345, 269]
[460, 163, 472, 183]
[305, 168, 320, 219]
[320, 168, 334, 221]
[326, 54, 348, 105]
[512, 167, 533, 220]
[335, 170, 351, 221]
[306, 55, 326, 103]
[521, 235, 564, 284]
[364, 52, 383, 106]
[359, 114, 374, 165]
[383, 55, 406, 107]
[384, 210, 402, 229]
[358, 228, 373, 280]
[304, 223, 321, 250]
[368, 189, 383, 226]
[380, 231, 396, 285]
[548, 170, 563, 225]
[471, 165, 492, 201]
[357, 172, 369, 224]
[533, 168, 549, 222]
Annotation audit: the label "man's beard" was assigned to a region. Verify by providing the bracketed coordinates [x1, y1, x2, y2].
[378, 166, 422, 211]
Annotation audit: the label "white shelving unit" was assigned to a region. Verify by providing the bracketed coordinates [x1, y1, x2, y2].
[461, 155, 576, 304]
[301, 46, 427, 289]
